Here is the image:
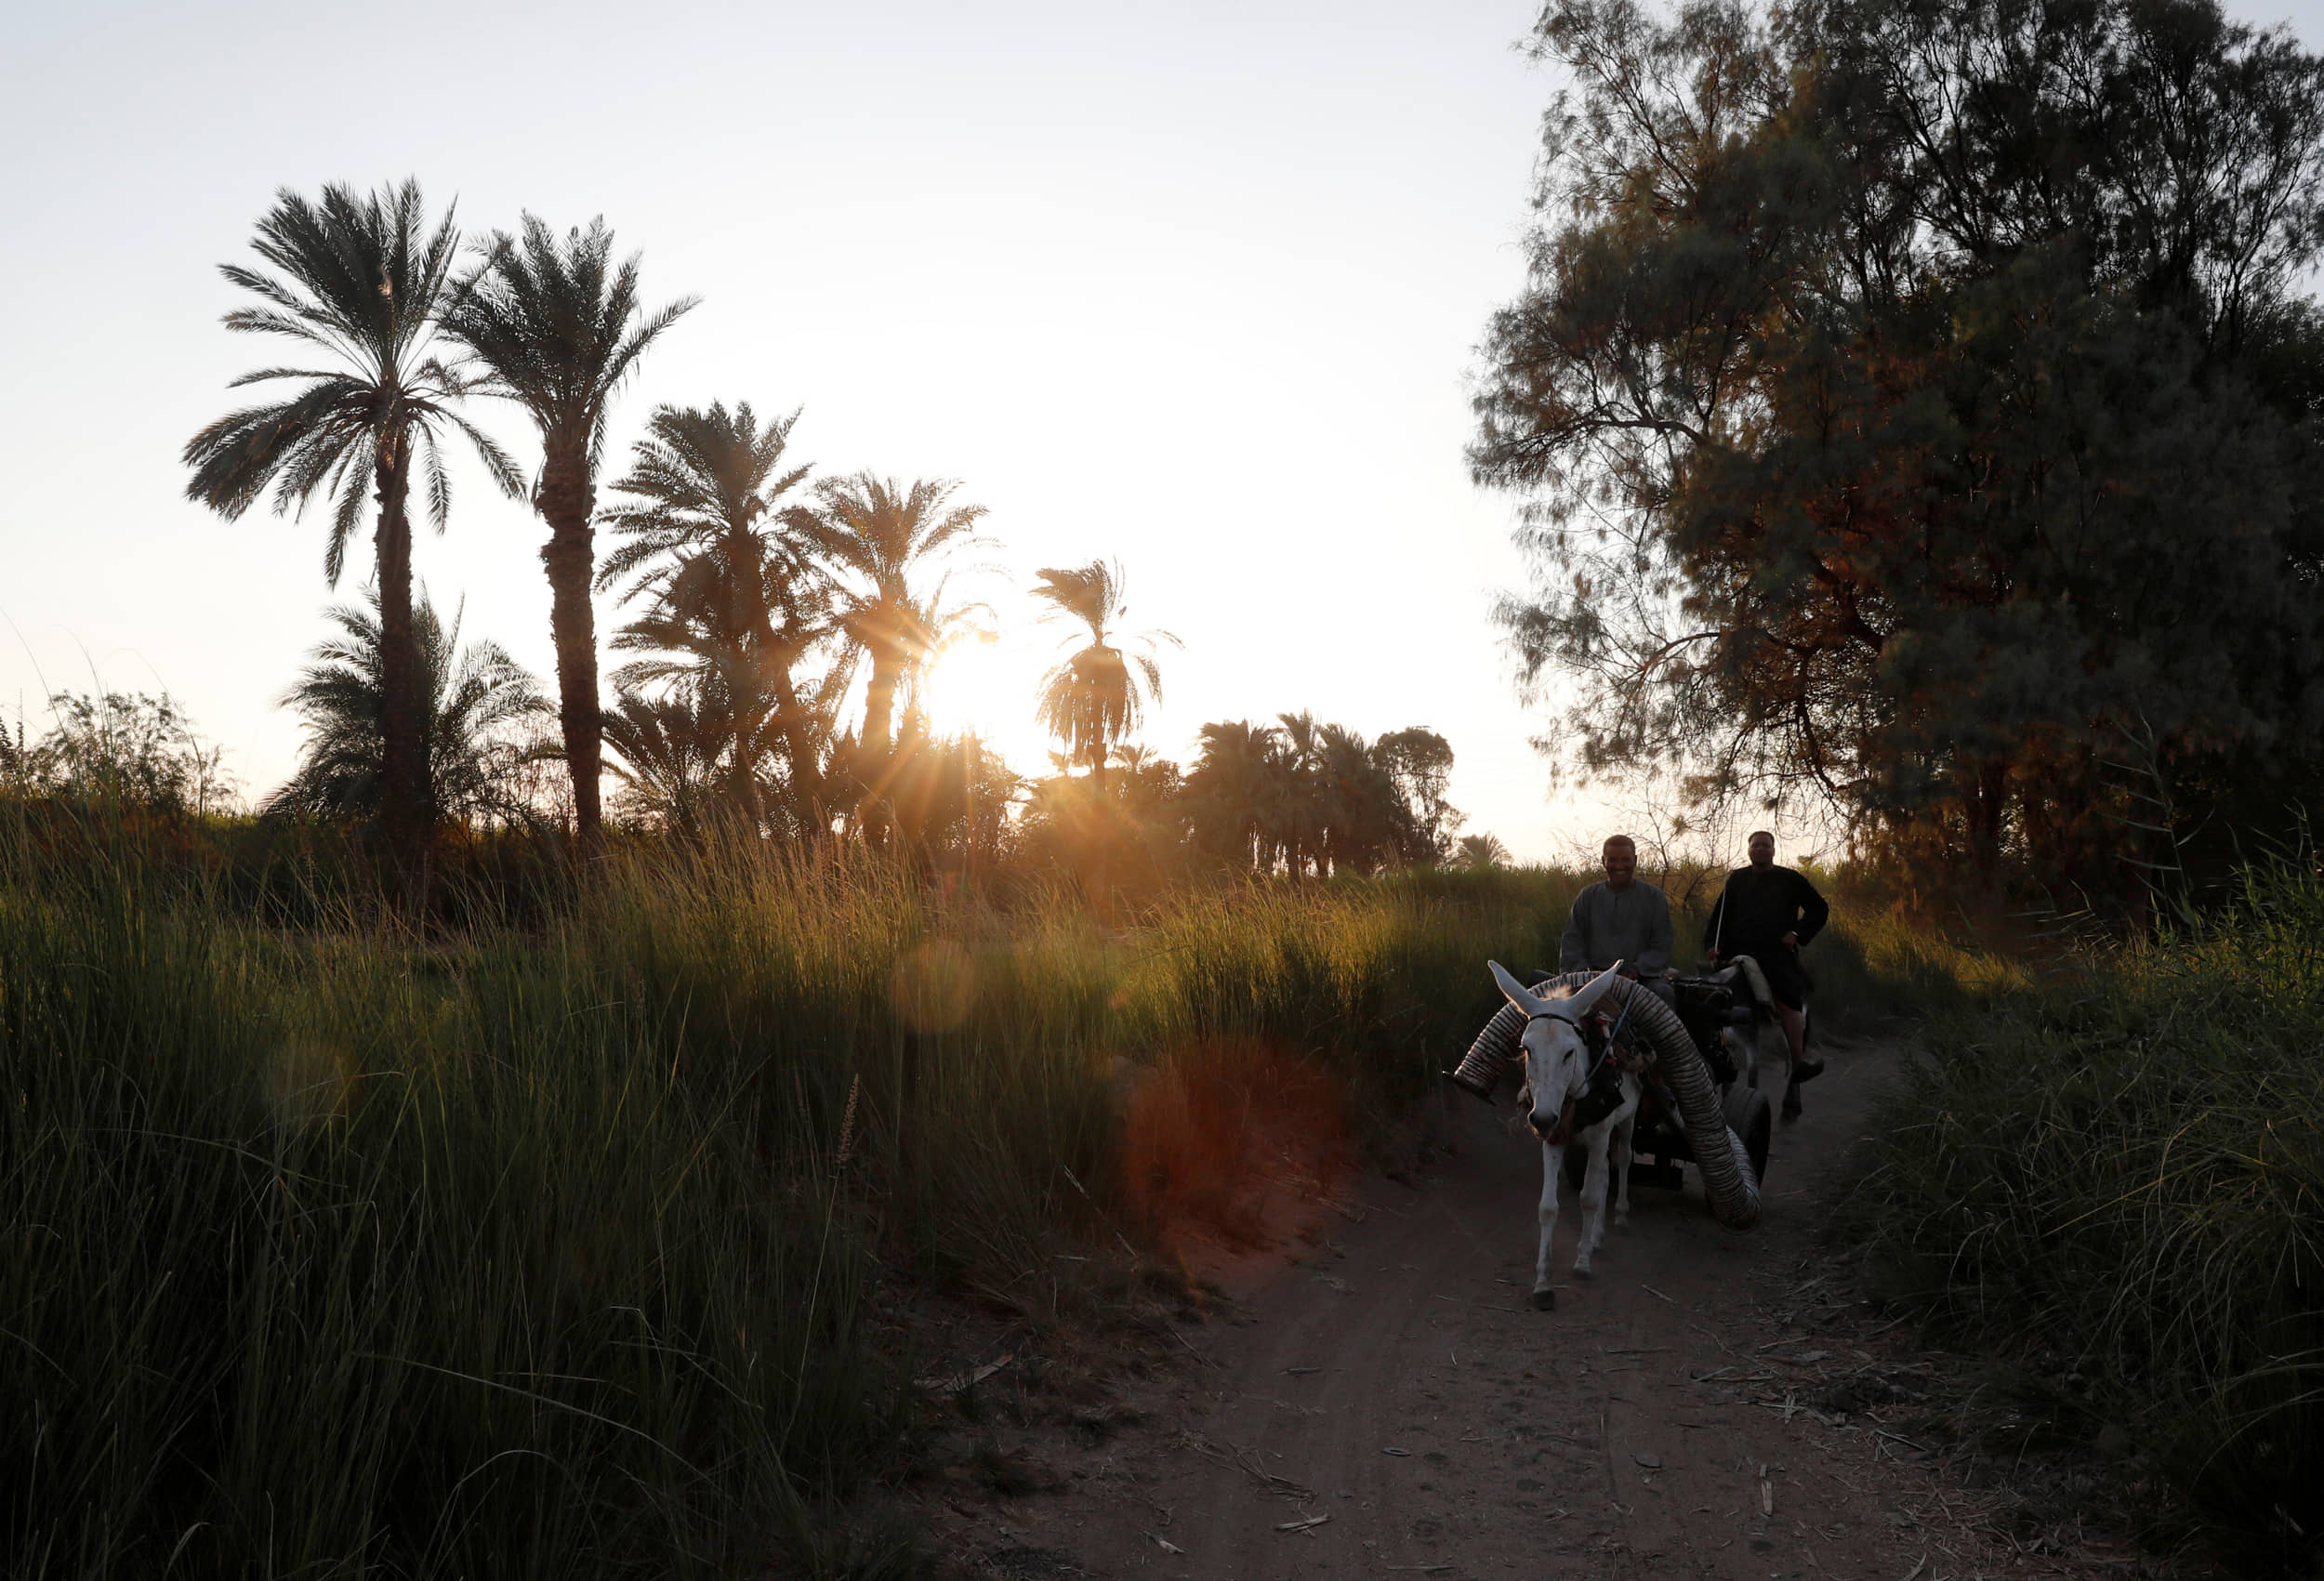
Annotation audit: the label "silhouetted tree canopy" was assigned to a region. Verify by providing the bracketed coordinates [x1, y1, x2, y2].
[599, 402, 832, 837]
[1184, 716, 1459, 875]
[1030, 560, 1178, 784]
[267, 592, 553, 824]
[1474, 0, 2324, 890]
[445, 214, 695, 845]
[184, 181, 522, 883]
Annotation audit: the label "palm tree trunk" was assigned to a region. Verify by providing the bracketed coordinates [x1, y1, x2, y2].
[373, 440, 430, 903]
[864, 645, 902, 764]
[860, 643, 905, 849]
[750, 620, 825, 837]
[536, 439, 603, 852]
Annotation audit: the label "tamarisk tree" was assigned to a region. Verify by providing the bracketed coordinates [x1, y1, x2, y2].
[1473, 0, 2324, 891]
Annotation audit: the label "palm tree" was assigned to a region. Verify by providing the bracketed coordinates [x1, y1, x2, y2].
[601, 683, 727, 837]
[1270, 710, 1327, 876]
[267, 591, 553, 824]
[443, 216, 696, 850]
[1030, 559, 1179, 790]
[799, 471, 990, 846]
[1315, 721, 1394, 876]
[183, 180, 520, 884]
[799, 474, 989, 839]
[608, 558, 802, 833]
[598, 402, 826, 827]
[1185, 718, 1283, 870]
[1457, 833, 1512, 869]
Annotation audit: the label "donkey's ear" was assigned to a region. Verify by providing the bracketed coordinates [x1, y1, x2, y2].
[1564, 961, 1626, 1018]
[1488, 960, 1548, 1016]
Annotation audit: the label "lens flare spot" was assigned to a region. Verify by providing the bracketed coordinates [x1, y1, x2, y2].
[1116, 1039, 1349, 1275]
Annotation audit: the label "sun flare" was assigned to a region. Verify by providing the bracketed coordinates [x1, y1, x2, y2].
[917, 632, 1008, 742]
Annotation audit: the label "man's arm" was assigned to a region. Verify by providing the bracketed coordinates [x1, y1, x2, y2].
[1638, 886, 1673, 976]
[1791, 871, 1830, 947]
[1560, 889, 1593, 973]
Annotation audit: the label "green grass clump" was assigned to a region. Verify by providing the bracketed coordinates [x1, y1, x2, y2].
[1126, 864, 1583, 1112]
[1837, 853, 2324, 1571]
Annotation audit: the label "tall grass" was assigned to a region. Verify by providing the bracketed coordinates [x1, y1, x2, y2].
[0, 849, 905, 1577]
[1802, 883, 2027, 1030]
[1837, 852, 2324, 1571]
[0, 813, 1587, 1576]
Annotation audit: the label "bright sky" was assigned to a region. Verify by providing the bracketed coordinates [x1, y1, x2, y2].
[5, 0, 2317, 865]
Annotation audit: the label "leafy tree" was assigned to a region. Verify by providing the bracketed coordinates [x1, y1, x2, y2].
[1473, 0, 2324, 894]
[878, 716, 1024, 861]
[1313, 721, 1412, 875]
[1021, 744, 1183, 893]
[598, 402, 828, 832]
[1030, 559, 1179, 788]
[444, 216, 696, 848]
[183, 181, 521, 882]
[1374, 726, 1462, 860]
[4, 692, 235, 813]
[267, 592, 553, 825]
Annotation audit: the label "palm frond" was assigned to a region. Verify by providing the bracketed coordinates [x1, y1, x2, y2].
[269, 585, 550, 822]
[187, 178, 507, 596]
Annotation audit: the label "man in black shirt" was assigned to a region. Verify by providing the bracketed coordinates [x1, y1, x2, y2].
[1703, 831, 1829, 1080]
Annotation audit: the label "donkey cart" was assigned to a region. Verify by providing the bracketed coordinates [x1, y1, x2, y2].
[1448, 968, 1776, 1221]
[1553, 972, 1774, 1196]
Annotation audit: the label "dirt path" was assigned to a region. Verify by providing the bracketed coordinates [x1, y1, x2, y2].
[944, 1039, 2112, 1581]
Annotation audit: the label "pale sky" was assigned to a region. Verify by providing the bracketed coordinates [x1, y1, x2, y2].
[5, 0, 2317, 865]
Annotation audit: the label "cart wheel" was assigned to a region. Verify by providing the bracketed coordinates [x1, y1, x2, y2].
[1721, 1085, 1773, 1183]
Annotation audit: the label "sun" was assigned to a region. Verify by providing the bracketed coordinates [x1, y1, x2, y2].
[917, 631, 1009, 740]
[915, 633, 1057, 776]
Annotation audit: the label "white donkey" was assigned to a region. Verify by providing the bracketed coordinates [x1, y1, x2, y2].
[1488, 961, 1640, 1311]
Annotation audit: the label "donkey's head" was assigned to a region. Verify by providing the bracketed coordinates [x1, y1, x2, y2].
[1488, 961, 1625, 1142]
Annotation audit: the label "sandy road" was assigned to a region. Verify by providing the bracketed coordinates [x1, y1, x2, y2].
[954, 1039, 2093, 1581]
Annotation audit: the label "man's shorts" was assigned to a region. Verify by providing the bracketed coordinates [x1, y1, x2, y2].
[1734, 945, 1810, 1010]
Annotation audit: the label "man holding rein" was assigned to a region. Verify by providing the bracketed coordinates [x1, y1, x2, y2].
[1560, 835, 1675, 1001]
[1703, 830, 1828, 1080]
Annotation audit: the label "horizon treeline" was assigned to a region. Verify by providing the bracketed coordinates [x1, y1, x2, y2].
[0, 681, 1489, 883]
[101, 178, 1506, 889]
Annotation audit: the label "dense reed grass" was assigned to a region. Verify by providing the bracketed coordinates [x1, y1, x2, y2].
[0, 813, 1590, 1577]
[1837, 854, 2324, 1572]
[0, 849, 911, 1577]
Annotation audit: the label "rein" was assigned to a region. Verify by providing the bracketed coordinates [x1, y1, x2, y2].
[1525, 992, 1646, 1146]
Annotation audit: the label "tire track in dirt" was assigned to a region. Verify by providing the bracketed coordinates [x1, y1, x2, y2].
[954, 1041, 2106, 1580]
